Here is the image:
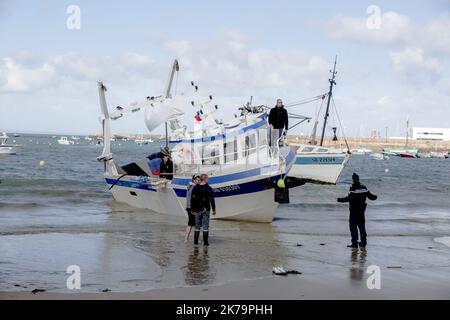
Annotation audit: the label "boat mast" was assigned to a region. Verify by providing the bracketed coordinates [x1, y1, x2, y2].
[320, 55, 337, 146]
[164, 59, 179, 148]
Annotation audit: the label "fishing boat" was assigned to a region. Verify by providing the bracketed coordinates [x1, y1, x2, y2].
[96, 60, 296, 223]
[288, 57, 350, 184]
[57, 136, 75, 145]
[0, 132, 21, 155]
[289, 144, 350, 184]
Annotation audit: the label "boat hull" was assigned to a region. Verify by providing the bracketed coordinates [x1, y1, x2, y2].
[288, 153, 349, 184]
[105, 175, 280, 223]
[105, 176, 185, 216]
[0, 146, 18, 155]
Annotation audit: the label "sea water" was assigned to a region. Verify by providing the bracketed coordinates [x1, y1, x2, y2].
[1, 134, 450, 292]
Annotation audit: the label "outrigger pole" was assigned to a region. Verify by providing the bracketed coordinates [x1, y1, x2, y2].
[97, 81, 112, 164]
[319, 55, 337, 146]
[164, 59, 180, 148]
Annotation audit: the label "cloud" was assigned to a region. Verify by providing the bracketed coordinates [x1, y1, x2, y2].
[162, 34, 329, 101]
[389, 47, 442, 81]
[327, 11, 450, 55]
[0, 52, 159, 93]
[327, 11, 412, 47]
[326, 11, 450, 87]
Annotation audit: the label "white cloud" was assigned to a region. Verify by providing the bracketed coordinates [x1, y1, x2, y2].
[377, 96, 391, 106]
[327, 11, 412, 47]
[0, 57, 56, 92]
[327, 11, 450, 55]
[326, 11, 450, 86]
[389, 48, 442, 80]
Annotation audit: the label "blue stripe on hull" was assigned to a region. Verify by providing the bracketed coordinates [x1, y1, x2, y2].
[295, 155, 345, 165]
[106, 149, 295, 198]
[105, 178, 157, 192]
[174, 175, 281, 198]
[172, 165, 278, 186]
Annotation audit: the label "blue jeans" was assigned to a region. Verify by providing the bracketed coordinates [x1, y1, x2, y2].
[349, 213, 367, 246]
[195, 210, 210, 232]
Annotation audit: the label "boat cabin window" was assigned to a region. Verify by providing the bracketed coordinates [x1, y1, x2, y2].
[257, 128, 267, 147]
[202, 143, 220, 165]
[317, 148, 328, 153]
[224, 137, 238, 163]
[301, 147, 314, 152]
[243, 134, 256, 157]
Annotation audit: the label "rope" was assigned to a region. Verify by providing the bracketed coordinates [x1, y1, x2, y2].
[331, 95, 350, 152]
[284, 93, 327, 108]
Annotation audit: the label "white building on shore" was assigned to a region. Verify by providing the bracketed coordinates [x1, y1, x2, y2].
[411, 128, 450, 141]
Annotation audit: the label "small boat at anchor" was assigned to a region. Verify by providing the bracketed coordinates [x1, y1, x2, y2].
[369, 153, 389, 160]
[0, 132, 21, 155]
[57, 136, 75, 145]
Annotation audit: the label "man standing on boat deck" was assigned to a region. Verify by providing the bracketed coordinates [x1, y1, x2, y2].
[337, 173, 377, 248]
[191, 174, 216, 246]
[159, 154, 173, 180]
[268, 99, 289, 146]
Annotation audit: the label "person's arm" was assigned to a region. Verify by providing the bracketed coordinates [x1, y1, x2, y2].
[209, 186, 216, 214]
[190, 186, 198, 213]
[284, 109, 289, 131]
[337, 195, 350, 202]
[268, 109, 274, 127]
[367, 191, 378, 201]
[186, 186, 192, 209]
[159, 161, 165, 177]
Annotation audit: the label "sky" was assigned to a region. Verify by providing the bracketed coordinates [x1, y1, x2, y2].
[0, 0, 449, 137]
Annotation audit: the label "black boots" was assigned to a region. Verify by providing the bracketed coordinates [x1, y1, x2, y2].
[203, 232, 209, 246]
[194, 231, 200, 245]
[194, 231, 209, 246]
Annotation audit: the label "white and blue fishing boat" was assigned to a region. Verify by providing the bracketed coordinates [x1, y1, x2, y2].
[96, 60, 296, 222]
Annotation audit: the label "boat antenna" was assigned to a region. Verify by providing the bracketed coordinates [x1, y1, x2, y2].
[320, 55, 337, 146]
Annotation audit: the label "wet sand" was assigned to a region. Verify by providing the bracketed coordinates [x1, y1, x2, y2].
[2, 234, 450, 300]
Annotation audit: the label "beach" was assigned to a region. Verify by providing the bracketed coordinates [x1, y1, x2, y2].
[2, 234, 450, 300]
[1, 135, 450, 299]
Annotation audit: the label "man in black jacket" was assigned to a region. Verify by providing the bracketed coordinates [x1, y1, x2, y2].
[191, 174, 216, 246]
[268, 99, 289, 146]
[159, 155, 173, 180]
[337, 173, 377, 248]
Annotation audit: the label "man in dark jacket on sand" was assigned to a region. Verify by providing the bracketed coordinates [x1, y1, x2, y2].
[337, 173, 377, 248]
[191, 174, 216, 246]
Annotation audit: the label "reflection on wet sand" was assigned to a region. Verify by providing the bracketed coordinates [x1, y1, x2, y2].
[349, 248, 367, 281]
[104, 203, 289, 288]
[183, 246, 215, 286]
